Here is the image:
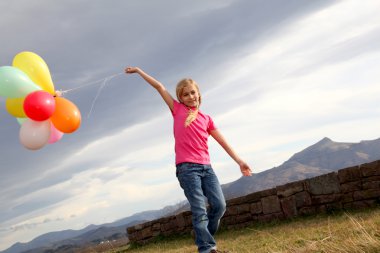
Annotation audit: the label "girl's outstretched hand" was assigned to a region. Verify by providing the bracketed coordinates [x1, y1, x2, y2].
[125, 67, 140, 74]
[239, 161, 252, 176]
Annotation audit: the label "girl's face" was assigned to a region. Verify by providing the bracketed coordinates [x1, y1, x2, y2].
[180, 84, 200, 108]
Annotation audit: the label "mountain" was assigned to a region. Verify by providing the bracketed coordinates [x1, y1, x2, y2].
[222, 137, 380, 199]
[1, 204, 182, 253]
[3, 137, 380, 253]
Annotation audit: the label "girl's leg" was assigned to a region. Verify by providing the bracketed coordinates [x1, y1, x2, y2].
[176, 163, 216, 253]
[202, 165, 226, 236]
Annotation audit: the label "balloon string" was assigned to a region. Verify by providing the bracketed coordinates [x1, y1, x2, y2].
[59, 72, 124, 118]
[87, 76, 109, 118]
[60, 72, 124, 94]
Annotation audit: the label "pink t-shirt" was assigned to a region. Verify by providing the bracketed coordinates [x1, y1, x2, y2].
[172, 100, 217, 165]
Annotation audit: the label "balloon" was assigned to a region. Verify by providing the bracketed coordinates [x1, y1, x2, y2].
[6, 97, 26, 118]
[23, 90, 56, 121]
[50, 97, 81, 133]
[13, 52, 55, 94]
[48, 122, 64, 144]
[0, 66, 41, 98]
[19, 119, 51, 150]
[17, 118, 27, 125]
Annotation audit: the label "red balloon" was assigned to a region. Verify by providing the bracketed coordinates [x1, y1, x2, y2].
[24, 91, 56, 121]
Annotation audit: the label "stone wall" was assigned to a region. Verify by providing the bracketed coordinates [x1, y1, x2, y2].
[127, 160, 380, 244]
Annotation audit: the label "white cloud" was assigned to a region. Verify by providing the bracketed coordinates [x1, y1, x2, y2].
[204, 0, 380, 173]
[1, 163, 184, 247]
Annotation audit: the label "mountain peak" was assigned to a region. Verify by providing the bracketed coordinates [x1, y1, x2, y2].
[308, 137, 340, 151]
[288, 137, 351, 164]
[318, 137, 333, 143]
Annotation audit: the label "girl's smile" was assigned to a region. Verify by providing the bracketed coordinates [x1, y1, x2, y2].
[180, 85, 199, 108]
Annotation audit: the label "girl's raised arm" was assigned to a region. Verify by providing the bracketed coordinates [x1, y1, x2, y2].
[125, 67, 174, 111]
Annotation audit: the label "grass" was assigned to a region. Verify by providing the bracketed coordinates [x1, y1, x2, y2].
[96, 207, 380, 253]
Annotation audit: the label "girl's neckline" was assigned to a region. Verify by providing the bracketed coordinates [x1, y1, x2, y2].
[180, 102, 198, 111]
[186, 106, 198, 112]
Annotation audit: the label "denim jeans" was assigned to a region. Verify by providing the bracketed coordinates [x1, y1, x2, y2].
[176, 163, 226, 253]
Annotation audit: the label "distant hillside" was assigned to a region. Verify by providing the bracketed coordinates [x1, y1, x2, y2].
[3, 137, 380, 253]
[222, 137, 380, 199]
[1, 205, 182, 253]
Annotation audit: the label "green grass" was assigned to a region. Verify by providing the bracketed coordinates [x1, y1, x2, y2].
[93, 207, 380, 253]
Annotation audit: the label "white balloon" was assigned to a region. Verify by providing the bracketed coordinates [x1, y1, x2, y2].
[19, 119, 51, 150]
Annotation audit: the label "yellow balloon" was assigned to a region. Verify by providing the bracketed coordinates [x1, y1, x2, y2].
[12, 52, 55, 94]
[6, 97, 26, 118]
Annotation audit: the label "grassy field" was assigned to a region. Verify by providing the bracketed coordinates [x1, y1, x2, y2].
[97, 207, 380, 253]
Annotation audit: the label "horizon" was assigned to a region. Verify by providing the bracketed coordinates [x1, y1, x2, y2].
[1, 0, 380, 251]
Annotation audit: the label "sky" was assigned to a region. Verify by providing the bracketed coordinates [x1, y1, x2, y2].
[0, 0, 380, 250]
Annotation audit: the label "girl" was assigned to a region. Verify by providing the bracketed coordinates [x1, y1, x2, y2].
[125, 67, 252, 253]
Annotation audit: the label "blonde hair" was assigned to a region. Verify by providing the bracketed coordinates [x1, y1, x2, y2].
[176, 78, 202, 127]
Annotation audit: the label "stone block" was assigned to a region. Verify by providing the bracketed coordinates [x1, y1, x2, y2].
[250, 202, 262, 214]
[237, 203, 250, 214]
[259, 188, 277, 197]
[184, 214, 192, 227]
[362, 180, 380, 190]
[306, 172, 341, 195]
[221, 215, 236, 225]
[261, 195, 281, 214]
[341, 192, 354, 203]
[226, 196, 246, 206]
[340, 181, 361, 193]
[353, 189, 380, 200]
[225, 205, 238, 216]
[141, 227, 152, 239]
[236, 213, 253, 224]
[151, 222, 161, 231]
[311, 194, 342, 205]
[360, 161, 380, 177]
[128, 232, 136, 241]
[175, 213, 186, 228]
[338, 166, 361, 183]
[294, 191, 312, 208]
[243, 191, 262, 203]
[277, 180, 305, 198]
[280, 195, 297, 218]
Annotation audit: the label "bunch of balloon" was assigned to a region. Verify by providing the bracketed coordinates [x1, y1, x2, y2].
[0, 52, 81, 150]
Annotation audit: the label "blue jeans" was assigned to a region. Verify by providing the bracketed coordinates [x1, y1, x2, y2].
[176, 163, 226, 253]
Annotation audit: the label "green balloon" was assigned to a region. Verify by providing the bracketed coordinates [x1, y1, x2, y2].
[17, 117, 28, 125]
[0, 66, 41, 98]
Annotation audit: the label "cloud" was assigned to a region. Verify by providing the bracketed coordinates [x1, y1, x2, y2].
[0, 114, 178, 233]
[204, 0, 380, 173]
[0, 163, 183, 245]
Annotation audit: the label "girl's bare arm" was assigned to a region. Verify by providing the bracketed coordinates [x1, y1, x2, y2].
[210, 129, 252, 176]
[125, 67, 174, 111]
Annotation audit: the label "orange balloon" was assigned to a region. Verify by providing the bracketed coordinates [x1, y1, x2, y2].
[50, 97, 81, 133]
